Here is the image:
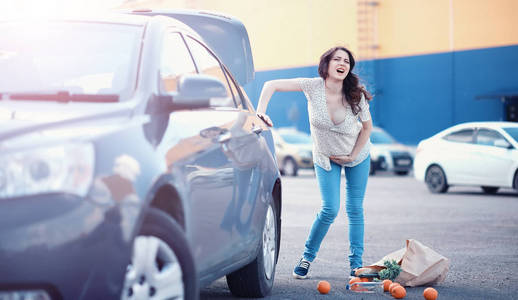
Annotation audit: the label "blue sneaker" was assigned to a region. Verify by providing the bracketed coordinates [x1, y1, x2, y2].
[292, 258, 311, 279]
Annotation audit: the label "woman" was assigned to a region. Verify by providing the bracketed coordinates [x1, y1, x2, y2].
[256, 46, 373, 279]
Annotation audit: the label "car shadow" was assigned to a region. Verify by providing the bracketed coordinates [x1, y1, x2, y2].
[446, 190, 518, 198]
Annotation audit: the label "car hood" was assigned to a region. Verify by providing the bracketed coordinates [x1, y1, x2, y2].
[0, 102, 134, 144]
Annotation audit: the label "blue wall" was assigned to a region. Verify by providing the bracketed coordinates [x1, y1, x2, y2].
[244, 44, 518, 145]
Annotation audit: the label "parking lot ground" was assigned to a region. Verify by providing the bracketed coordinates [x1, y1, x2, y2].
[201, 171, 518, 299]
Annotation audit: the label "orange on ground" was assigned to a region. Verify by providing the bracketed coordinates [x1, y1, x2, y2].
[391, 285, 406, 299]
[349, 277, 361, 285]
[423, 287, 438, 300]
[317, 280, 331, 294]
[383, 279, 393, 292]
[389, 282, 401, 294]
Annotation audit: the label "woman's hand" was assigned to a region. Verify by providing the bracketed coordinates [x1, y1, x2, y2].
[329, 155, 355, 165]
[257, 113, 273, 127]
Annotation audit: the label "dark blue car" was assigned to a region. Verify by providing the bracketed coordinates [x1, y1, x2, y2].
[0, 10, 281, 300]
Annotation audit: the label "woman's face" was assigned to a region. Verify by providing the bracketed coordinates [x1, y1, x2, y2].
[327, 49, 350, 81]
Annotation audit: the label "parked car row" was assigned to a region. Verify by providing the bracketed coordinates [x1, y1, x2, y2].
[0, 10, 281, 299]
[271, 122, 518, 196]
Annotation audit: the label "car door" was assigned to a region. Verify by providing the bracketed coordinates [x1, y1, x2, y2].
[471, 128, 515, 186]
[184, 36, 264, 272]
[155, 31, 239, 274]
[440, 128, 478, 184]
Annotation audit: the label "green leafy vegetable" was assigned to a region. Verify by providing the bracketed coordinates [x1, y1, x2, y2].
[378, 259, 401, 281]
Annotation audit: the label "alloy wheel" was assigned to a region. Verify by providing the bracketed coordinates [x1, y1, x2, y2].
[122, 236, 184, 300]
[262, 205, 277, 280]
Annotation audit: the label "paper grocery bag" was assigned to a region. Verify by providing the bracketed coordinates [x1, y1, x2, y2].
[371, 239, 449, 287]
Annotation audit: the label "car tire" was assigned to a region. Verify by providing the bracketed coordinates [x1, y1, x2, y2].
[514, 171, 518, 192]
[122, 209, 198, 300]
[283, 157, 298, 176]
[395, 170, 409, 176]
[481, 186, 499, 194]
[369, 161, 376, 175]
[425, 165, 449, 193]
[226, 201, 279, 297]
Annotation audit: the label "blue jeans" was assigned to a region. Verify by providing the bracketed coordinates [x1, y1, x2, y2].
[303, 156, 370, 270]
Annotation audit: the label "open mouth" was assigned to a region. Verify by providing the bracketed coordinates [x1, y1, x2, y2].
[336, 68, 345, 74]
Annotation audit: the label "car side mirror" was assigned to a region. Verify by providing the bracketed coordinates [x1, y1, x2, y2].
[494, 139, 512, 149]
[156, 74, 228, 111]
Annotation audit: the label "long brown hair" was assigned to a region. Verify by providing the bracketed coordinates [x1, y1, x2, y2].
[318, 46, 372, 115]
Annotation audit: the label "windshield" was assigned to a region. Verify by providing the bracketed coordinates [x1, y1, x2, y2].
[0, 21, 143, 101]
[280, 132, 312, 144]
[503, 127, 518, 143]
[371, 129, 396, 144]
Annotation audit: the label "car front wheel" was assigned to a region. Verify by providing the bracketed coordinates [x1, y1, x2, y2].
[122, 209, 198, 300]
[425, 165, 449, 193]
[283, 157, 298, 176]
[226, 202, 278, 297]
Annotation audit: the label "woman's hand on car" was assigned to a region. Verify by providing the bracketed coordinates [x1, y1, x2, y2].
[257, 113, 273, 127]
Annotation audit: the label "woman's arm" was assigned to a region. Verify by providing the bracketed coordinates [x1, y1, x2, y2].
[256, 78, 303, 126]
[350, 119, 373, 159]
[330, 119, 373, 164]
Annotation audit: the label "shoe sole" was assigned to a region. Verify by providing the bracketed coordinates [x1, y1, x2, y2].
[292, 272, 308, 279]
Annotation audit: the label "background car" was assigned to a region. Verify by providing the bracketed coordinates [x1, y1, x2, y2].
[369, 126, 414, 176]
[414, 121, 518, 194]
[271, 128, 313, 176]
[0, 10, 281, 299]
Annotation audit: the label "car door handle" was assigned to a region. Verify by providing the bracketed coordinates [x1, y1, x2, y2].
[217, 131, 232, 143]
[251, 126, 263, 135]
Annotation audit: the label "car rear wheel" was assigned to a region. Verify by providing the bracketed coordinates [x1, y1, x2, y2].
[122, 209, 198, 300]
[514, 171, 518, 192]
[425, 165, 449, 193]
[226, 202, 278, 297]
[481, 186, 499, 194]
[283, 157, 298, 176]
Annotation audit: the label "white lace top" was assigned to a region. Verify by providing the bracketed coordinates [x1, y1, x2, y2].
[299, 77, 371, 171]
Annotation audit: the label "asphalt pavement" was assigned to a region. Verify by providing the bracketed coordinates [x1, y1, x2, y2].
[201, 170, 518, 299]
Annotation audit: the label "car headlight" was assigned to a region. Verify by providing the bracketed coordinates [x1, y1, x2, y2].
[0, 143, 94, 198]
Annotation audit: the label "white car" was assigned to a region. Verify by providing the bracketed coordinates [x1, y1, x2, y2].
[414, 121, 518, 194]
[370, 127, 414, 176]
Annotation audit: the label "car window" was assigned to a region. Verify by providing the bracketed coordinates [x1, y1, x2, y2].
[160, 32, 197, 93]
[503, 127, 518, 143]
[280, 132, 312, 144]
[0, 21, 142, 101]
[476, 128, 508, 146]
[443, 129, 474, 143]
[185, 37, 236, 108]
[223, 68, 243, 109]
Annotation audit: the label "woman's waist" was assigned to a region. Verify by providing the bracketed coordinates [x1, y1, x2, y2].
[314, 140, 371, 157]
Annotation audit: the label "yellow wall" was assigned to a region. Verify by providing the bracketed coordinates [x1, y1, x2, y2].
[119, 0, 358, 70]
[376, 0, 518, 58]
[453, 0, 518, 51]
